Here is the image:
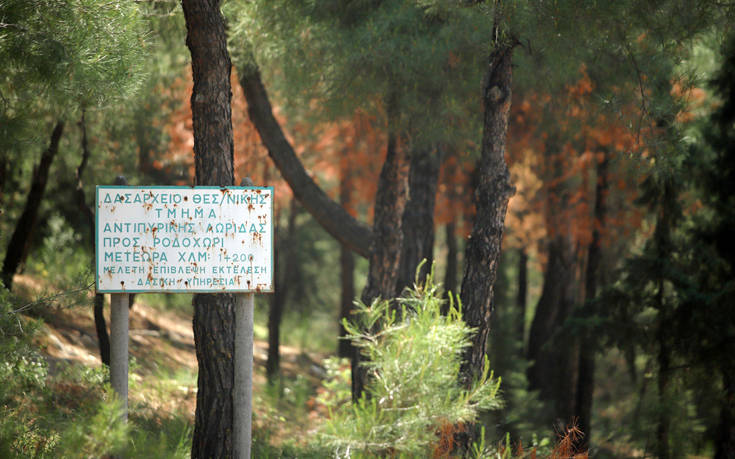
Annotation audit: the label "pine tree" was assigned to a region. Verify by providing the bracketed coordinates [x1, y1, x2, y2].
[180, 0, 237, 456]
[0, 0, 145, 289]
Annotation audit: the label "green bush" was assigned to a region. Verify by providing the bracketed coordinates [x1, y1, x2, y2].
[0, 281, 191, 458]
[317, 270, 502, 457]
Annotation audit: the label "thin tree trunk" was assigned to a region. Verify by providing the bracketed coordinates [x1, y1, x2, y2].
[352, 127, 409, 401]
[656, 331, 671, 459]
[442, 222, 458, 313]
[458, 43, 515, 385]
[182, 0, 236, 456]
[2, 122, 64, 290]
[338, 168, 356, 359]
[93, 294, 110, 365]
[716, 366, 735, 459]
[74, 111, 111, 366]
[525, 129, 581, 428]
[0, 151, 7, 207]
[267, 199, 299, 383]
[338, 244, 356, 358]
[575, 150, 608, 448]
[395, 147, 441, 295]
[526, 235, 578, 424]
[516, 247, 528, 346]
[653, 182, 674, 459]
[266, 213, 283, 384]
[239, 66, 372, 258]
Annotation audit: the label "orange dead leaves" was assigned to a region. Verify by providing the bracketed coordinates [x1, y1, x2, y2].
[505, 67, 648, 263]
[550, 420, 588, 459]
[432, 421, 465, 458]
[164, 70, 383, 217]
[671, 80, 707, 124]
[567, 65, 594, 99]
[435, 151, 475, 237]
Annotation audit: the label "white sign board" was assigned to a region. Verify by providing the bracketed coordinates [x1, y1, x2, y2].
[96, 186, 273, 293]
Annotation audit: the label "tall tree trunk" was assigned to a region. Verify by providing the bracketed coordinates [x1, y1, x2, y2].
[338, 244, 356, 358]
[525, 129, 580, 427]
[352, 128, 409, 401]
[266, 213, 283, 384]
[526, 234, 578, 425]
[75, 111, 110, 366]
[458, 43, 515, 385]
[338, 168, 356, 359]
[656, 329, 671, 459]
[575, 150, 608, 448]
[395, 147, 441, 295]
[516, 247, 528, 347]
[239, 66, 372, 258]
[0, 150, 7, 207]
[653, 181, 674, 459]
[181, 0, 236, 456]
[267, 199, 299, 383]
[716, 365, 735, 459]
[442, 222, 458, 313]
[2, 122, 64, 290]
[93, 294, 110, 365]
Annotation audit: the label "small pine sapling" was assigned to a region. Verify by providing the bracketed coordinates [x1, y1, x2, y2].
[318, 266, 502, 457]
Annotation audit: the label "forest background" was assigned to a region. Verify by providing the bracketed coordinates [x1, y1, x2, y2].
[1, 0, 734, 457]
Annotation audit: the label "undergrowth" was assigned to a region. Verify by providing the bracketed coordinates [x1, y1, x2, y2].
[316, 268, 503, 457]
[0, 281, 191, 458]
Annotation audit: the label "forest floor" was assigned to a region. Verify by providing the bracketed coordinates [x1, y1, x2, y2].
[13, 274, 332, 449]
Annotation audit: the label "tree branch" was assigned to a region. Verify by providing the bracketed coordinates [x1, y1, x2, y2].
[238, 65, 373, 258]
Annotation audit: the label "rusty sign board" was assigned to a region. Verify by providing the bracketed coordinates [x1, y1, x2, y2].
[95, 186, 273, 293]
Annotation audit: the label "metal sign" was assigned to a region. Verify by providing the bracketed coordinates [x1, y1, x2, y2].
[96, 186, 273, 293]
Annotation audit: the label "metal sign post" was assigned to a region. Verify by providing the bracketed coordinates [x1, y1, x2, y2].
[110, 292, 129, 421]
[109, 176, 129, 422]
[234, 293, 254, 458]
[234, 177, 255, 459]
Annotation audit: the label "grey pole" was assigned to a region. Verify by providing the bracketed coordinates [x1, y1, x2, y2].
[234, 177, 255, 458]
[109, 175, 129, 422]
[110, 293, 129, 421]
[234, 293, 254, 458]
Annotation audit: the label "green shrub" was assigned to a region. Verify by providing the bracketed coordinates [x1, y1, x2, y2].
[317, 270, 502, 457]
[0, 280, 192, 458]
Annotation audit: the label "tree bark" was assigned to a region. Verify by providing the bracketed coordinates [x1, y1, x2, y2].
[526, 234, 578, 424]
[93, 294, 110, 365]
[338, 168, 356, 359]
[442, 222, 458, 314]
[0, 150, 7, 207]
[575, 150, 608, 448]
[653, 181, 675, 459]
[352, 129, 409, 401]
[395, 147, 441, 295]
[75, 111, 111, 366]
[238, 66, 372, 258]
[516, 247, 528, 347]
[656, 328, 671, 459]
[338, 244, 356, 358]
[2, 122, 64, 290]
[716, 365, 735, 459]
[266, 213, 283, 384]
[458, 44, 515, 385]
[267, 199, 299, 383]
[181, 0, 236, 456]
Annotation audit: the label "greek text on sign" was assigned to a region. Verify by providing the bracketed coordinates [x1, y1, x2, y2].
[96, 186, 274, 293]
